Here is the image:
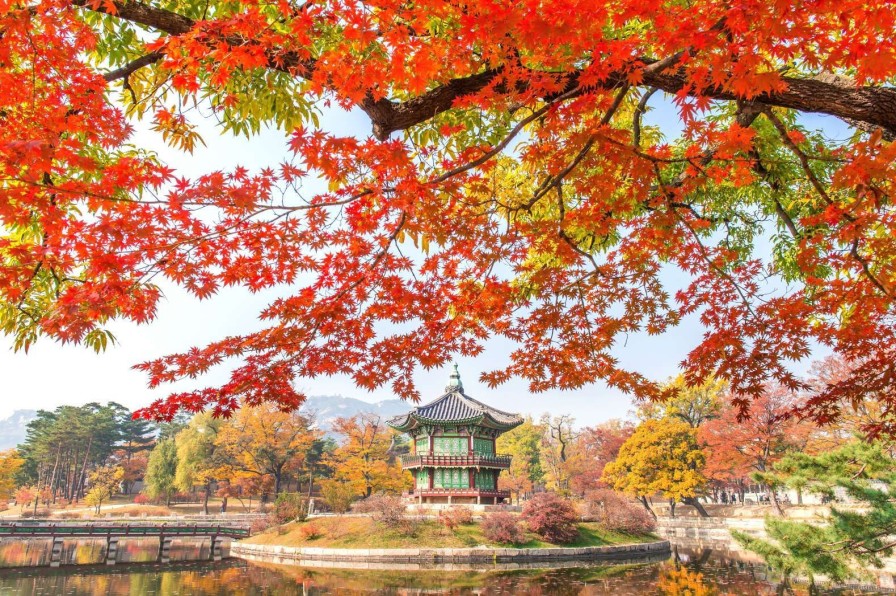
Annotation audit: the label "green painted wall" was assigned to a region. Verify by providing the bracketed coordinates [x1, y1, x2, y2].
[433, 437, 468, 455]
[415, 436, 428, 454]
[433, 467, 469, 489]
[416, 469, 428, 488]
[473, 437, 494, 455]
[475, 470, 495, 490]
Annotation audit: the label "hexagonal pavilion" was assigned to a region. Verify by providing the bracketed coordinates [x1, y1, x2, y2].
[387, 365, 523, 505]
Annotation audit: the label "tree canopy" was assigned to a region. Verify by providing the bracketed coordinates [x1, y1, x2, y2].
[2, 0, 896, 424]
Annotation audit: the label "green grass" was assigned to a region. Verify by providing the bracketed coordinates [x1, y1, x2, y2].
[244, 516, 657, 549]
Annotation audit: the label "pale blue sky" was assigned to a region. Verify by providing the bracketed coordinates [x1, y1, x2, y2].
[0, 93, 843, 426]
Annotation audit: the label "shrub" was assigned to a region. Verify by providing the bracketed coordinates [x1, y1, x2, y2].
[354, 493, 406, 526]
[521, 492, 579, 544]
[298, 522, 323, 540]
[481, 512, 525, 545]
[250, 517, 272, 535]
[273, 493, 309, 524]
[438, 506, 473, 532]
[133, 493, 150, 505]
[583, 489, 656, 534]
[319, 480, 356, 514]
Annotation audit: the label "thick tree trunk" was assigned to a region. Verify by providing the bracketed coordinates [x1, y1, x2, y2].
[683, 496, 710, 518]
[770, 490, 785, 516]
[202, 483, 210, 516]
[78, 0, 896, 141]
[639, 496, 657, 520]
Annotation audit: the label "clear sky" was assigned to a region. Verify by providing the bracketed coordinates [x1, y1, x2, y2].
[0, 93, 843, 427]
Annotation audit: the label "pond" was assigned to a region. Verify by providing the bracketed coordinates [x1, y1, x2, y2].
[0, 547, 886, 595]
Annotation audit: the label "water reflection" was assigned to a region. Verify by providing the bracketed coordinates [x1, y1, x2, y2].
[0, 548, 876, 595]
[0, 537, 221, 567]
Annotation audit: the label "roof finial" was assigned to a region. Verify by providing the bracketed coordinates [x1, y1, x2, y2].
[445, 362, 463, 393]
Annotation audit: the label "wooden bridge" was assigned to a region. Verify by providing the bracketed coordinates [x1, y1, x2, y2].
[0, 523, 250, 567]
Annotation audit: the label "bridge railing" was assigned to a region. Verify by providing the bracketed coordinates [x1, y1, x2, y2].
[0, 523, 250, 539]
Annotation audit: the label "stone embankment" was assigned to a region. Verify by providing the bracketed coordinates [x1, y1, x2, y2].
[231, 539, 670, 568]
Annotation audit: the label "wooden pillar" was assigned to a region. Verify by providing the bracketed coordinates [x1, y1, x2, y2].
[428, 435, 433, 455]
[468, 434, 473, 455]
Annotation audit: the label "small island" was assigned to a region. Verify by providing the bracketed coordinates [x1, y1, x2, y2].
[235, 368, 666, 565]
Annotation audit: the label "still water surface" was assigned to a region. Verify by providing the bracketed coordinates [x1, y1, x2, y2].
[0, 547, 884, 595]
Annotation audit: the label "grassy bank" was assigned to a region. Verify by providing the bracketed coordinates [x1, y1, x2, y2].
[244, 516, 656, 549]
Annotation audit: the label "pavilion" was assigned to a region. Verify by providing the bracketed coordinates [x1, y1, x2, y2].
[387, 365, 523, 505]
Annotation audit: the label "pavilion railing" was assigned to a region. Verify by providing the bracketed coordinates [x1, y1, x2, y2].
[400, 454, 512, 469]
[405, 488, 510, 498]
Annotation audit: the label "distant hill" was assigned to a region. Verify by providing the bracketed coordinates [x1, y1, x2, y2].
[0, 409, 37, 450]
[300, 395, 409, 434]
[0, 395, 411, 449]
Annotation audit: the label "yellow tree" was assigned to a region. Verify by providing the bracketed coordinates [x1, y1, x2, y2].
[637, 375, 726, 428]
[215, 404, 318, 496]
[174, 413, 226, 515]
[85, 465, 124, 514]
[328, 414, 410, 498]
[0, 450, 23, 506]
[497, 418, 545, 501]
[602, 418, 708, 518]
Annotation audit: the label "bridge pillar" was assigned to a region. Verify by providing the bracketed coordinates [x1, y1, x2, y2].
[210, 535, 225, 562]
[158, 536, 173, 564]
[49, 537, 64, 568]
[105, 537, 118, 566]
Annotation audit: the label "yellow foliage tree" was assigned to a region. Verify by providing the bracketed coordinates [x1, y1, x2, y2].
[215, 404, 319, 497]
[602, 418, 707, 518]
[0, 450, 23, 507]
[85, 465, 124, 514]
[637, 375, 726, 428]
[327, 414, 411, 498]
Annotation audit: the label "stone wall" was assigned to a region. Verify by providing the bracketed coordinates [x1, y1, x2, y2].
[231, 539, 670, 567]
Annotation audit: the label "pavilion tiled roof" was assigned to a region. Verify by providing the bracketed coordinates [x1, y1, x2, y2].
[387, 365, 523, 432]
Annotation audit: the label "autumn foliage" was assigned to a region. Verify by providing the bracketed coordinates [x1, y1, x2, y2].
[1, 0, 896, 429]
[521, 492, 579, 544]
[481, 512, 525, 545]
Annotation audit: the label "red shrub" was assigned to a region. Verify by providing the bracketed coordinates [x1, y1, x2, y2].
[481, 512, 525, 545]
[133, 493, 150, 505]
[298, 522, 323, 540]
[521, 492, 579, 544]
[583, 489, 655, 534]
[354, 493, 406, 526]
[438, 506, 473, 531]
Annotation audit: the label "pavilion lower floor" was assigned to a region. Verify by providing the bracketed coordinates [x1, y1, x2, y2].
[406, 488, 510, 505]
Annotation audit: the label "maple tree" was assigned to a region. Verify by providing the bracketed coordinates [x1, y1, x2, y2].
[602, 417, 707, 518]
[700, 383, 811, 509]
[569, 420, 634, 496]
[214, 403, 319, 496]
[326, 414, 409, 497]
[1, 0, 896, 425]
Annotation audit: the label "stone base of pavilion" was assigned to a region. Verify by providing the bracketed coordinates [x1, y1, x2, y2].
[402, 489, 511, 506]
